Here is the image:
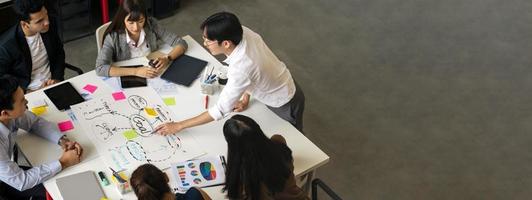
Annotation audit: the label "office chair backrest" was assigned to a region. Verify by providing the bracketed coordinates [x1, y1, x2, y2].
[95, 22, 111, 52]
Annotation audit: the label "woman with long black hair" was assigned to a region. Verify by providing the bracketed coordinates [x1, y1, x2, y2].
[130, 164, 211, 200]
[223, 114, 308, 200]
[95, 0, 187, 78]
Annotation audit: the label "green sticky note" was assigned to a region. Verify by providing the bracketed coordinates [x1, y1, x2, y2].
[163, 97, 176, 106]
[122, 130, 138, 140]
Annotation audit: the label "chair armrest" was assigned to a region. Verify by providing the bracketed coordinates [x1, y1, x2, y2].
[65, 63, 84, 75]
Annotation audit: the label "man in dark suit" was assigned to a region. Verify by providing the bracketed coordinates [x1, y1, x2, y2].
[0, 0, 65, 93]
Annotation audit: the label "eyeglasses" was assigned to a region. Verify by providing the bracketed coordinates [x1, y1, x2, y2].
[202, 36, 217, 46]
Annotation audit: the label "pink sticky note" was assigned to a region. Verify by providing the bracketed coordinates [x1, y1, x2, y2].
[82, 84, 98, 94]
[112, 92, 126, 101]
[58, 120, 74, 132]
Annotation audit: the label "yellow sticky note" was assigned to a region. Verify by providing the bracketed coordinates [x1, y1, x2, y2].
[163, 97, 176, 106]
[144, 107, 157, 117]
[122, 130, 138, 140]
[31, 106, 47, 116]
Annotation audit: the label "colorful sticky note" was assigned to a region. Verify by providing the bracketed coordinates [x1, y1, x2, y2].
[58, 120, 74, 132]
[30, 106, 47, 116]
[122, 130, 138, 140]
[82, 84, 98, 94]
[163, 97, 176, 106]
[144, 107, 157, 116]
[112, 92, 126, 101]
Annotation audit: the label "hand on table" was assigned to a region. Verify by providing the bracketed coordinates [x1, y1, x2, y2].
[135, 66, 159, 78]
[155, 122, 185, 135]
[153, 55, 170, 69]
[38, 79, 59, 89]
[44, 79, 59, 87]
[233, 99, 249, 112]
[60, 138, 83, 157]
[59, 149, 81, 169]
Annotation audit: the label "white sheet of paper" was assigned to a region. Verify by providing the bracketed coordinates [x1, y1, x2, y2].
[29, 99, 47, 108]
[71, 87, 205, 172]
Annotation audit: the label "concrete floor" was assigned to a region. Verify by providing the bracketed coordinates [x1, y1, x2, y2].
[63, 0, 532, 199]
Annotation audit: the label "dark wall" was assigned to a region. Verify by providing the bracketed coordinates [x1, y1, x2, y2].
[0, 2, 17, 34]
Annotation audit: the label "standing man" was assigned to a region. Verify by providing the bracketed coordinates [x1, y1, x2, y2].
[156, 12, 305, 134]
[0, 0, 66, 92]
[0, 75, 83, 199]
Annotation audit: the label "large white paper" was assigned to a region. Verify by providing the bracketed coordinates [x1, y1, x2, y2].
[71, 87, 205, 171]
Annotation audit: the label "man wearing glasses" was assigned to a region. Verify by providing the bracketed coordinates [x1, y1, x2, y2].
[156, 11, 306, 135]
[0, 0, 66, 93]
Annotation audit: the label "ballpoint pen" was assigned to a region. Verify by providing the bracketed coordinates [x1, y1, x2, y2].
[109, 167, 126, 183]
[220, 155, 227, 171]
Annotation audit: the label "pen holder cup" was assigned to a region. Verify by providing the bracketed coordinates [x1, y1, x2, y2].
[200, 77, 217, 95]
[117, 180, 132, 194]
[111, 172, 132, 194]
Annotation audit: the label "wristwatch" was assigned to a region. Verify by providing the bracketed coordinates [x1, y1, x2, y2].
[57, 135, 68, 145]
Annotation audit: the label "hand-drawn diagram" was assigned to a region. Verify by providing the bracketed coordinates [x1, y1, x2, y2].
[71, 87, 205, 172]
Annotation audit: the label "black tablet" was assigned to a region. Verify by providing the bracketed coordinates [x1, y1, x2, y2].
[43, 82, 85, 111]
[121, 76, 147, 88]
[120, 65, 147, 88]
[161, 55, 208, 87]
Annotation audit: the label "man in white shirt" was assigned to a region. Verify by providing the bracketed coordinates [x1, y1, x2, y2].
[156, 12, 305, 134]
[0, 75, 83, 199]
[0, 0, 66, 93]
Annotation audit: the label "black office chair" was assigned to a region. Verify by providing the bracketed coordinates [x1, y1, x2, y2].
[66, 63, 84, 75]
[312, 178, 343, 200]
[47, 0, 95, 43]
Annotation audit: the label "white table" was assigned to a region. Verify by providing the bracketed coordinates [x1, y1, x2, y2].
[17, 36, 329, 200]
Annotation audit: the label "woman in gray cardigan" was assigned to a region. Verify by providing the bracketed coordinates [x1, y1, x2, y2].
[95, 0, 187, 78]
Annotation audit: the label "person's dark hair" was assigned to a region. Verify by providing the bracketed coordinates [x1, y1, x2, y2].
[102, 0, 148, 44]
[223, 114, 292, 199]
[0, 76, 20, 111]
[200, 12, 243, 45]
[13, 0, 45, 22]
[131, 164, 171, 200]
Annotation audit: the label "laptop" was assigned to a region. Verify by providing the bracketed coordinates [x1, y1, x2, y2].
[56, 171, 106, 200]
